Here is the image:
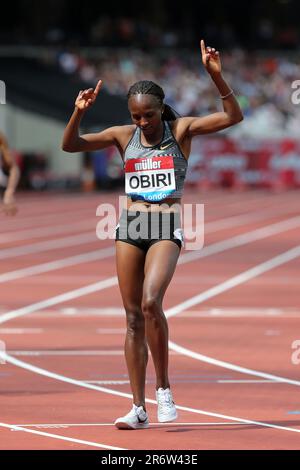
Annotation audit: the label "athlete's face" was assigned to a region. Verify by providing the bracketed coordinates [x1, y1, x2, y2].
[128, 94, 164, 134]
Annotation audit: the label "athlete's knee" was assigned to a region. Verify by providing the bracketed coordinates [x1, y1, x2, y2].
[142, 295, 162, 320]
[125, 306, 144, 335]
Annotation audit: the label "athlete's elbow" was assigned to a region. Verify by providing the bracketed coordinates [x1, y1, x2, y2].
[61, 142, 77, 153]
[230, 113, 244, 125]
[236, 112, 244, 123]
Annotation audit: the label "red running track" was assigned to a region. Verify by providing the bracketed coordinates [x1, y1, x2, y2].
[0, 188, 300, 450]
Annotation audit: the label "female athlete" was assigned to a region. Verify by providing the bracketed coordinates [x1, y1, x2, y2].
[62, 40, 243, 430]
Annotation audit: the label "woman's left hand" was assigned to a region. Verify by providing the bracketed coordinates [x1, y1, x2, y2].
[200, 39, 222, 75]
[2, 191, 18, 216]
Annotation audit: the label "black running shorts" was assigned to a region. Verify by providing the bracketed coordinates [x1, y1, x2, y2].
[115, 209, 184, 253]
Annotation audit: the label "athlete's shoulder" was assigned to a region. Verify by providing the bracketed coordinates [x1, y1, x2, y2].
[114, 124, 136, 135]
[168, 118, 192, 142]
[112, 124, 134, 141]
[112, 125, 136, 154]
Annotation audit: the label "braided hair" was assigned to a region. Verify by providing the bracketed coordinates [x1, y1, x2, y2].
[127, 80, 180, 121]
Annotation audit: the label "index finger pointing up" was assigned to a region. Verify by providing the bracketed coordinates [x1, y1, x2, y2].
[94, 79, 103, 96]
[200, 39, 206, 56]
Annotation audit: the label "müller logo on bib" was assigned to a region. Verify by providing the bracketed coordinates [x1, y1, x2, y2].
[125, 155, 176, 201]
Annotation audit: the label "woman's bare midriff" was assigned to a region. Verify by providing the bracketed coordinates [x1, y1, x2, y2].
[126, 197, 182, 213]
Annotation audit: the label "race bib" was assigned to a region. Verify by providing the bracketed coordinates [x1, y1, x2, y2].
[125, 156, 176, 202]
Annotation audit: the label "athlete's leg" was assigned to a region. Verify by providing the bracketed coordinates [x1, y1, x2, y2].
[115, 241, 147, 409]
[142, 241, 180, 390]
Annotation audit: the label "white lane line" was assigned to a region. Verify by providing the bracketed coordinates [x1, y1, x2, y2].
[0, 422, 126, 450]
[204, 201, 299, 234]
[0, 277, 118, 325]
[178, 215, 300, 264]
[0, 247, 115, 284]
[0, 214, 96, 244]
[1, 353, 300, 436]
[0, 232, 97, 260]
[0, 195, 296, 259]
[96, 328, 126, 334]
[82, 379, 281, 385]
[177, 308, 284, 317]
[0, 227, 299, 392]
[11, 422, 254, 428]
[168, 342, 300, 386]
[84, 380, 131, 385]
[217, 380, 284, 384]
[0, 204, 90, 231]
[3, 247, 299, 386]
[3, 248, 299, 382]
[4, 191, 290, 227]
[168, 245, 300, 320]
[6, 350, 125, 356]
[176, 195, 297, 233]
[1, 213, 300, 320]
[0, 328, 43, 334]
[167, 245, 300, 386]
[16, 306, 296, 319]
[1, 201, 298, 283]
[5, 350, 179, 356]
[60, 307, 124, 316]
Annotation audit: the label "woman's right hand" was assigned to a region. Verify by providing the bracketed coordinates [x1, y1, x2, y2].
[75, 80, 103, 111]
[2, 190, 18, 216]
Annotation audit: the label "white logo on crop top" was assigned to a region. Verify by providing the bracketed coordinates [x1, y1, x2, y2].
[125, 156, 176, 201]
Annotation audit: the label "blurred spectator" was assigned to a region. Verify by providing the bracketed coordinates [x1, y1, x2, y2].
[54, 45, 299, 138]
[57, 50, 80, 74]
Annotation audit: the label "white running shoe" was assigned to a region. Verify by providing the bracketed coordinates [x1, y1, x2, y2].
[156, 387, 178, 423]
[114, 404, 149, 430]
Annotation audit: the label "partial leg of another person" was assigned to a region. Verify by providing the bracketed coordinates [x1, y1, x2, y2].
[114, 240, 149, 429]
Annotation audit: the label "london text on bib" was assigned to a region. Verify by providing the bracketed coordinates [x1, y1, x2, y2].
[125, 156, 176, 202]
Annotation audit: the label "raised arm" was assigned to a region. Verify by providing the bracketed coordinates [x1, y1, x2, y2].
[0, 132, 20, 216]
[181, 39, 243, 137]
[62, 80, 121, 153]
